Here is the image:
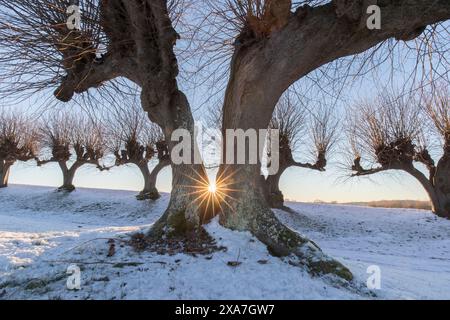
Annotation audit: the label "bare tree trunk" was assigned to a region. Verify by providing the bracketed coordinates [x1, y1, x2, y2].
[403, 162, 450, 218]
[406, 163, 449, 219]
[264, 167, 288, 209]
[0, 160, 13, 188]
[136, 158, 170, 201]
[218, 74, 352, 280]
[58, 161, 81, 192]
[433, 156, 450, 218]
[136, 162, 158, 201]
[144, 90, 212, 238]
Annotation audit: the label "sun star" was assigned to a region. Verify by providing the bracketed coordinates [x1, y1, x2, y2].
[208, 182, 217, 194]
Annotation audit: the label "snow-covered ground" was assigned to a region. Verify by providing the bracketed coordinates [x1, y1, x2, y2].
[0, 185, 449, 300]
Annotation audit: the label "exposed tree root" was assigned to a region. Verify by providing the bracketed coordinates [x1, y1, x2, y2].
[129, 200, 226, 256]
[221, 194, 353, 282]
[57, 185, 75, 193]
[256, 213, 353, 282]
[136, 189, 161, 201]
[131, 227, 226, 256]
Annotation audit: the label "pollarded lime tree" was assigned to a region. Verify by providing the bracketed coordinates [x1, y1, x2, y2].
[204, 0, 450, 277]
[0, 110, 40, 188]
[264, 95, 338, 208]
[38, 112, 108, 192]
[0, 1, 211, 239]
[107, 102, 170, 200]
[348, 89, 450, 218]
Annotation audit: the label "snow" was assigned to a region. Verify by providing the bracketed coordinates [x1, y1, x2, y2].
[0, 185, 449, 300]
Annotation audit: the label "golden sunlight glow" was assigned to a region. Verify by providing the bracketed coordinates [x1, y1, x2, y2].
[208, 182, 217, 194]
[181, 168, 242, 221]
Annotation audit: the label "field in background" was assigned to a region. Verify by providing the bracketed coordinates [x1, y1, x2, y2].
[344, 200, 431, 210]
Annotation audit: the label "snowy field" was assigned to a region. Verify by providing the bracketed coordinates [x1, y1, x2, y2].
[0, 185, 449, 300]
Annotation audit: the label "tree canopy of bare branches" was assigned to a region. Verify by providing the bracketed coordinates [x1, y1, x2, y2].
[348, 88, 450, 218]
[106, 102, 170, 200]
[0, 110, 40, 187]
[38, 111, 107, 191]
[264, 93, 338, 208]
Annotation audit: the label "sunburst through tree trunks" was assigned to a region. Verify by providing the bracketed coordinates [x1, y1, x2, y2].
[1, 0, 450, 280]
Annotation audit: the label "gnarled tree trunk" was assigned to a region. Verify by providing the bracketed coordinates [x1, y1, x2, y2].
[144, 90, 212, 238]
[432, 156, 450, 218]
[136, 158, 170, 201]
[263, 167, 288, 209]
[0, 160, 13, 188]
[216, 0, 450, 279]
[218, 65, 352, 280]
[136, 162, 158, 201]
[404, 160, 449, 219]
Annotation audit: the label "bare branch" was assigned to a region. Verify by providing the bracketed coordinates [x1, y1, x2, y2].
[104, 100, 168, 167]
[0, 109, 40, 163]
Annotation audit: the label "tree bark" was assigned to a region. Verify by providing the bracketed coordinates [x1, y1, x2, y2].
[264, 167, 288, 209]
[0, 160, 13, 188]
[144, 90, 212, 238]
[432, 156, 450, 218]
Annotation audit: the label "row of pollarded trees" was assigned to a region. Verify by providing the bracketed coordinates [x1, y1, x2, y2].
[260, 87, 450, 218]
[107, 103, 170, 200]
[207, 84, 449, 217]
[347, 88, 450, 219]
[1, 0, 449, 282]
[0, 105, 170, 200]
[211, 85, 450, 218]
[3, 87, 448, 216]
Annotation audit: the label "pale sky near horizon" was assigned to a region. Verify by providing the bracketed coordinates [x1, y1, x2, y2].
[8, 155, 429, 203]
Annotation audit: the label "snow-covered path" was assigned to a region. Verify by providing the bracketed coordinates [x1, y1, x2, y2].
[0, 185, 449, 300]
